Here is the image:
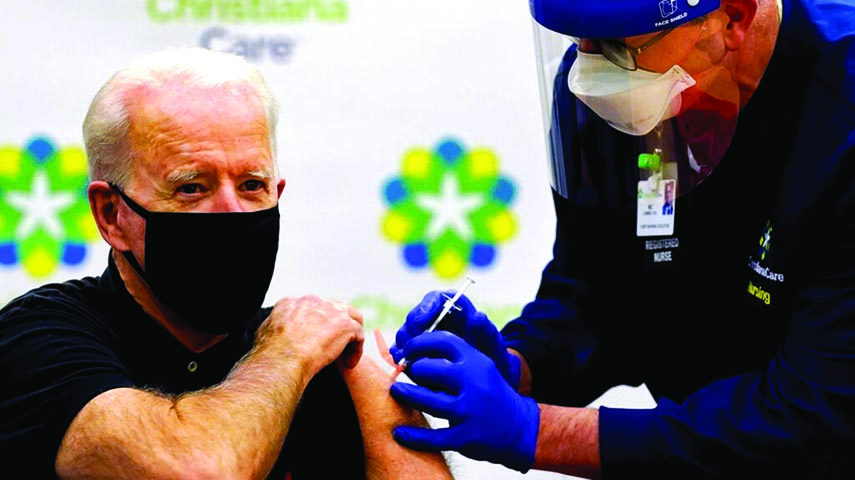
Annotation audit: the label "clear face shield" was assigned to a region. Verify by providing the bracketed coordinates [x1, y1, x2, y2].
[530, 0, 738, 236]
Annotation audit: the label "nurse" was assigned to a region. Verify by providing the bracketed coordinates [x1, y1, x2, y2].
[389, 0, 855, 478]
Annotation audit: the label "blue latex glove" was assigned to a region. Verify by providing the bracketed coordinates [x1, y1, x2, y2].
[390, 290, 522, 390]
[390, 331, 540, 472]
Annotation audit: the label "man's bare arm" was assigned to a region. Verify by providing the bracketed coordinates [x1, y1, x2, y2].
[532, 405, 601, 479]
[509, 348, 532, 395]
[341, 356, 453, 480]
[509, 349, 601, 479]
[56, 295, 364, 480]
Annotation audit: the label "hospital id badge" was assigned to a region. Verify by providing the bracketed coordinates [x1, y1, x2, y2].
[637, 177, 675, 237]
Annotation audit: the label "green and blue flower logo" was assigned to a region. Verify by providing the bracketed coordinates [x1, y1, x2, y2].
[381, 137, 518, 279]
[0, 136, 99, 278]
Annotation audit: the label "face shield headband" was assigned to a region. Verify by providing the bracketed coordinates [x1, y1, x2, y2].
[529, 0, 721, 38]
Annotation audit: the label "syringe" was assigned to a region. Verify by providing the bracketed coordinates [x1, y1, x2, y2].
[393, 276, 475, 377]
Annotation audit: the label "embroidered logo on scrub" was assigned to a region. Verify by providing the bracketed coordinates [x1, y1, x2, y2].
[758, 220, 772, 260]
[0, 136, 99, 277]
[747, 220, 784, 305]
[381, 137, 518, 279]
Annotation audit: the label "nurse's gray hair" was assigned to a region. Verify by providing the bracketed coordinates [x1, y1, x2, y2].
[82, 47, 280, 188]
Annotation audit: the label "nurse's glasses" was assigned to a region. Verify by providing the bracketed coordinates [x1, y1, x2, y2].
[571, 28, 675, 71]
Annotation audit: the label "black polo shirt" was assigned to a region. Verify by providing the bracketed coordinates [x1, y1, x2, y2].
[0, 256, 364, 479]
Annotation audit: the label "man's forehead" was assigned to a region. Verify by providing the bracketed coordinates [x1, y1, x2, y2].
[125, 80, 270, 151]
[129, 80, 266, 127]
[123, 81, 275, 187]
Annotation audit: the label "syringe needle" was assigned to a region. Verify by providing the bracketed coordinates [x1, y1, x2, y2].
[424, 276, 475, 334]
[393, 276, 476, 379]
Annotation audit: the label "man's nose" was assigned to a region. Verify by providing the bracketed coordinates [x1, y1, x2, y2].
[209, 187, 245, 212]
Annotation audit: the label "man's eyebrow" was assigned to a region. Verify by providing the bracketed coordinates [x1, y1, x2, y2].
[246, 169, 274, 180]
[166, 169, 200, 185]
[163, 167, 274, 186]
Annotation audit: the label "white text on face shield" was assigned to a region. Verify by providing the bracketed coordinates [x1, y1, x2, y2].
[654, 11, 688, 28]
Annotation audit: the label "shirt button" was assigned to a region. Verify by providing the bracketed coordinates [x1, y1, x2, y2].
[188, 361, 198, 373]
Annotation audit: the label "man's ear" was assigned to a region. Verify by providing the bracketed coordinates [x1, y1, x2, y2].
[276, 178, 286, 199]
[724, 0, 758, 50]
[88, 181, 131, 251]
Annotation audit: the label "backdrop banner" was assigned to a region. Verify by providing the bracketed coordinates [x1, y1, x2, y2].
[0, 3, 587, 478]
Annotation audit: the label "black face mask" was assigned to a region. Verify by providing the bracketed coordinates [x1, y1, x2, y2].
[111, 185, 280, 335]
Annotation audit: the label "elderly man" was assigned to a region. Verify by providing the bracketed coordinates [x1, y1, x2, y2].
[0, 48, 450, 479]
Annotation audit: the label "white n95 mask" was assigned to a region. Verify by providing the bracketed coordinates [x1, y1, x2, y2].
[567, 51, 696, 136]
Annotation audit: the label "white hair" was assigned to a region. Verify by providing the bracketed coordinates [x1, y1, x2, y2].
[82, 47, 280, 187]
